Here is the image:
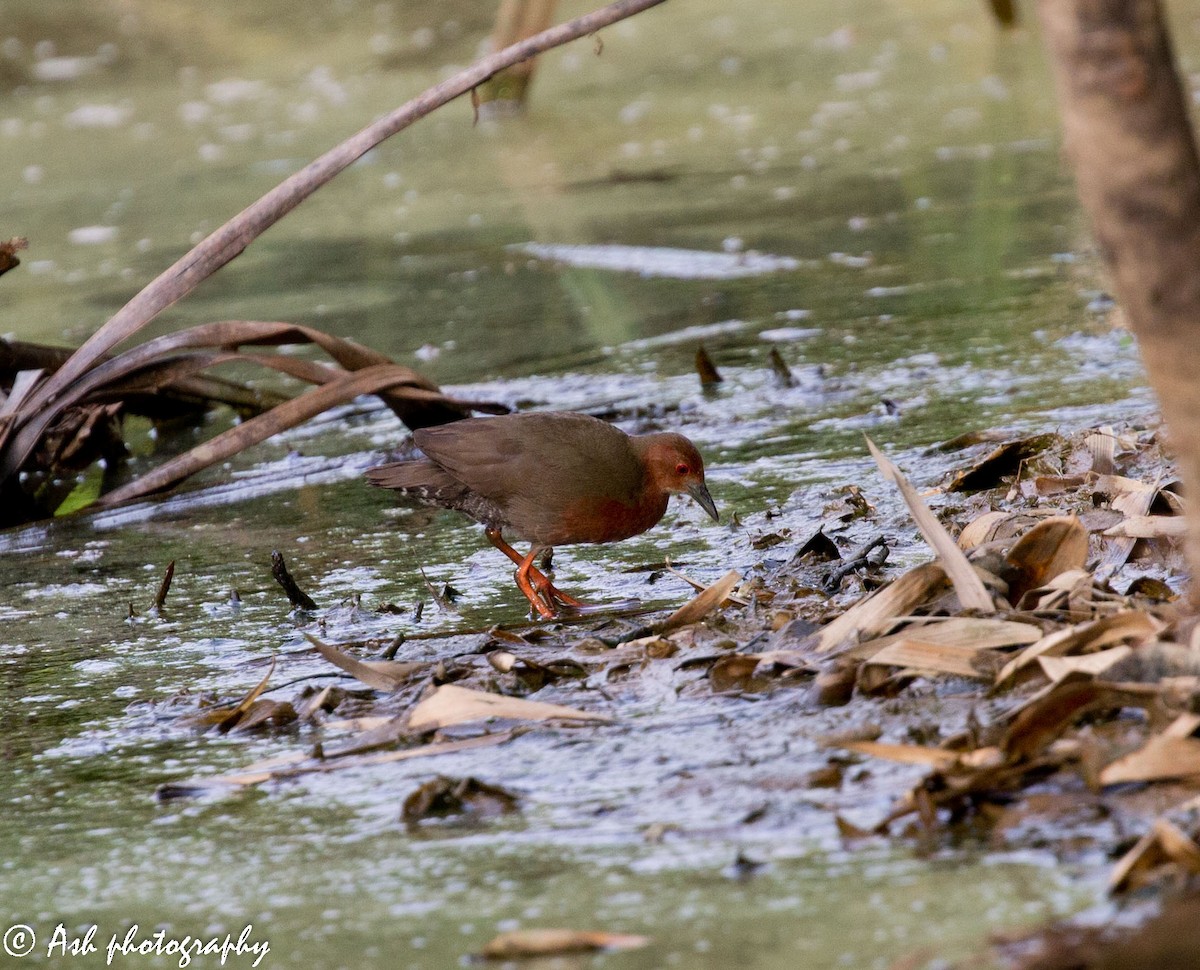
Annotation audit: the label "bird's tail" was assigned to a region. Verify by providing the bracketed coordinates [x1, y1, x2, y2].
[365, 459, 469, 505]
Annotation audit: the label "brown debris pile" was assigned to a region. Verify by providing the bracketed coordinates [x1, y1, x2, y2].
[0, 324, 506, 526]
[795, 430, 1200, 899]
[154, 419, 1200, 960]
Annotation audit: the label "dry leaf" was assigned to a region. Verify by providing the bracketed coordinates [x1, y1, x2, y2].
[1032, 473, 1090, 496]
[1099, 735, 1200, 786]
[1096, 476, 1157, 576]
[479, 929, 649, 960]
[1086, 428, 1117, 475]
[407, 684, 612, 732]
[1110, 818, 1200, 893]
[1016, 567, 1094, 611]
[1104, 515, 1187, 538]
[1001, 675, 1108, 762]
[865, 437, 995, 613]
[1163, 713, 1200, 738]
[825, 739, 960, 769]
[957, 510, 1038, 550]
[944, 434, 1058, 492]
[657, 569, 742, 633]
[848, 617, 1042, 661]
[1095, 473, 1156, 500]
[994, 611, 1161, 689]
[1037, 646, 1132, 683]
[816, 562, 950, 653]
[863, 639, 996, 680]
[664, 563, 751, 604]
[1004, 516, 1089, 604]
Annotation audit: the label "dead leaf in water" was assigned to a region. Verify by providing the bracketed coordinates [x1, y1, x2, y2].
[156, 731, 516, 797]
[478, 929, 650, 959]
[710, 653, 779, 692]
[944, 434, 1059, 492]
[657, 569, 742, 633]
[227, 699, 297, 732]
[304, 632, 428, 692]
[768, 346, 797, 387]
[927, 428, 1014, 453]
[695, 344, 723, 386]
[0, 236, 27, 277]
[183, 657, 278, 734]
[825, 739, 960, 769]
[402, 775, 519, 822]
[407, 684, 612, 732]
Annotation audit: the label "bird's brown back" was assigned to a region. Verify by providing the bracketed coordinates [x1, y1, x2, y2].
[414, 411, 649, 546]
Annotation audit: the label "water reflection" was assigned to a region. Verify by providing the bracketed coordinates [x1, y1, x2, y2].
[0, 0, 1162, 966]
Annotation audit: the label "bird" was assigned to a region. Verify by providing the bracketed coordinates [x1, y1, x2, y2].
[366, 411, 718, 618]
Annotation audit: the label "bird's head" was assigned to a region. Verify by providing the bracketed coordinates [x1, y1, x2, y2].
[638, 433, 719, 522]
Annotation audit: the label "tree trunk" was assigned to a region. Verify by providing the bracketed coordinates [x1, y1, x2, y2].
[1037, 0, 1200, 607]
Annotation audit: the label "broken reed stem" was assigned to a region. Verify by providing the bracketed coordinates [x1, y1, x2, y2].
[271, 551, 319, 611]
[22, 0, 670, 420]
[152, 560, 175, 611]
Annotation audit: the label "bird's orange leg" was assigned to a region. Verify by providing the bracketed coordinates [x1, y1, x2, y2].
[486, 529, 586, 616]
[514, 547, 560, 618]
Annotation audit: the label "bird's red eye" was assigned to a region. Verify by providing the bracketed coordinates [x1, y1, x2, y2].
[675, 462, 690, 476]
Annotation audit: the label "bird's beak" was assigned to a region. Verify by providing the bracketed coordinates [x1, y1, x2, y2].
[687, 481, 719, 522]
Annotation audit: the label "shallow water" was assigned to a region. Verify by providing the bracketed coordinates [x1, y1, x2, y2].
[0, 0, 1183, 966]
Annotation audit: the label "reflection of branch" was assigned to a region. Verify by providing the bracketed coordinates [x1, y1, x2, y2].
[27, 0, 670, 417]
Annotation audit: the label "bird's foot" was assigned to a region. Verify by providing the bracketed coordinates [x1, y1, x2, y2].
[514, 568, 588, 619]
[531, 573, 588, 616]
[506, 539, 590, 619]
[514, 566, 560, 619]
